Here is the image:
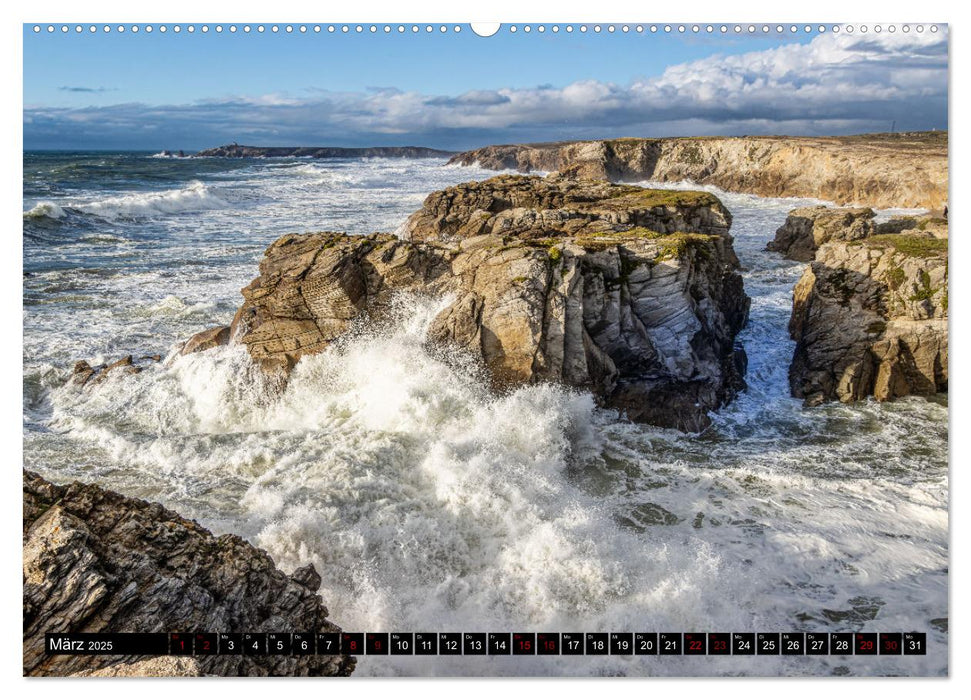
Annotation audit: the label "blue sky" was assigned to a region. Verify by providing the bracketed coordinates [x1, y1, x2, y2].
[23, 25, 949, 150]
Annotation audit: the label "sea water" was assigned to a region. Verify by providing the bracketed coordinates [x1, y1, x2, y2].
[22, 153, 948, 676]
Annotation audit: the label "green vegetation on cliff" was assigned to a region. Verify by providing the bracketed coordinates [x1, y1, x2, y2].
[863, 234, 948, 258]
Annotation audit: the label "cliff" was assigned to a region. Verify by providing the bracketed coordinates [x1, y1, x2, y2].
[448, 133, 948, 210]
[23, 471, 355, 677]
[767, 206, 877, 262]
[194, 144, 454, 159]
[787, 220, 947, 405]
[186, 174, 749, 431]
[769, 207, 948, 263]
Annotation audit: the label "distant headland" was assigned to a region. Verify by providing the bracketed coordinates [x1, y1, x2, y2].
[447, 131, 948, 211]
[189, 143, 456, 159]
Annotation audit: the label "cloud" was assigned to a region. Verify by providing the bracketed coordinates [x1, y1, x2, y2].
[28, 30, 947, 149]
[58, 86, 116, 93]
[424, 90, 512, 107]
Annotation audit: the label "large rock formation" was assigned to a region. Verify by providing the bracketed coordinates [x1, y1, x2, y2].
[449, 133, 948, 210]
[23, 471, 355, 677]
[767, 206, 877, 262]
[194, 144, 453, 159]
[221, 175, 750, 431]
[768, 207, 950, 262]
[788, 227, 948, 405]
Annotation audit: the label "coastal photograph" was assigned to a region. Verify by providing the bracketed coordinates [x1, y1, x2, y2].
[22, 23, 948, 677]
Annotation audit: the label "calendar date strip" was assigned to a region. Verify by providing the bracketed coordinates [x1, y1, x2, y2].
[45, 632, 927, 656]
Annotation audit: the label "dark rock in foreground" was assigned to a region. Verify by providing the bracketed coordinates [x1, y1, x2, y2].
[23, 471, 355, 677]
[225, 174, 749, 431]
[194, 144, 454, 159]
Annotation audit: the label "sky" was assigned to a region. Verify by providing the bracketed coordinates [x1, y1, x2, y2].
[23, 24, 949, 151]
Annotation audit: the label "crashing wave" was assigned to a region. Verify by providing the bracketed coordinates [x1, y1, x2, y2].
[37, 181, 229, 222]
[23, 202, 67, 221]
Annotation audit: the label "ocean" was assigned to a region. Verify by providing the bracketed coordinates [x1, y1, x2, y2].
[22, 151, 948, 676]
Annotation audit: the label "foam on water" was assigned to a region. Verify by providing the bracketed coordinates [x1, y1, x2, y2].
[23, 156, 948, 676]
[23, 201, 67, 220]
[76, 181, 228, 220]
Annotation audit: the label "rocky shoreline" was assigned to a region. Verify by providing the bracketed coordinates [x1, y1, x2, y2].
[779, 208, 948, 405]
[181, 174, 750, 431]
[74, 167, 950, 424]
[31, 143, 949, 676]
[448, 133, 948, 211]
[23, 471, 355, 677]
[193, 144, 455, 159]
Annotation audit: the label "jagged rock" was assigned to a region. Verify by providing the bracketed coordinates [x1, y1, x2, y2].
[23, 471, 355, 677]
[71, 360, 96, 386]
[226, 175, 750, 431]
[71, 657, 201, 677]
[788, 233, 948, 405]
[71, 354, 159, 387]
[400, 174, 733, 249]
[449, 133, 949, 210]
[180, 325, 231, 355]
[767, 206, 876, 262]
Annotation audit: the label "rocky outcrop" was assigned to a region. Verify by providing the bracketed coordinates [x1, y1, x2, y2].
[400, 174, 733, 246]
[225, 174, 750, 431]
[767, 206, 877, 262]
[449, 133, 948, 210]
[876, 213, 949, 239]
[23, 471, 355, 677]
[71, 355, 161, 387]
[788, 228, 948, 405]
[194, 144, 454, 159]
[180, 325, 231, 355]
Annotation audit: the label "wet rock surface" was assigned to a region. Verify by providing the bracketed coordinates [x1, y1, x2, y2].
[71, 355, 160, 387]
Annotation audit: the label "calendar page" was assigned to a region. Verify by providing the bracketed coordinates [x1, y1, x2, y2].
[22, 19, 948, 679]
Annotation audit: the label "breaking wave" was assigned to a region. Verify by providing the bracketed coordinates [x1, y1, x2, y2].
[26, 181, 229, 223]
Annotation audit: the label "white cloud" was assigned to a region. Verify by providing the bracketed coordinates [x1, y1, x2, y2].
[25, 30, 947, 149]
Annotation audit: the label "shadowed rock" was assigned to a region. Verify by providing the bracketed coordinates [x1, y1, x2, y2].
[767, 206, 876, 262]
[788, 232, 947, 405]
[23, 471, 355, 677]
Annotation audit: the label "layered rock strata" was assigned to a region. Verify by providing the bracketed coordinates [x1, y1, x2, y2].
[23, 471, 355, 677]
[215, 175, 750, 431]
[449, 133, 948, 210]
[787, 221, 948, 405]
